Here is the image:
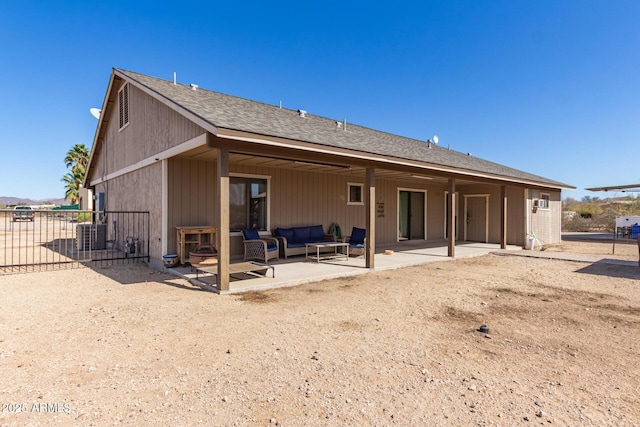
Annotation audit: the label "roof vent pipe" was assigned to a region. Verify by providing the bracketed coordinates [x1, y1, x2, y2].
[173, 72, 176, 85]
[343, 118, 347, 131]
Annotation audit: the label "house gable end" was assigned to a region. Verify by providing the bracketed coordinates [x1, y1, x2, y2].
[85, 71, 207, 186]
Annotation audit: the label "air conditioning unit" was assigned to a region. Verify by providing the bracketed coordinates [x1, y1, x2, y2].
[76, 224, 106, 250]
[534, 199, 547, 209]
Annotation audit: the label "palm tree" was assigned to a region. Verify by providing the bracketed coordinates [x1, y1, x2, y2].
[62, 144, 89, 203]
[64, 144, 89, 175]
[62, 168, 84, 204]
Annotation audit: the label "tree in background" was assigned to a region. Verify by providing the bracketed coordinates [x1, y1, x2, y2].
[61, 144, 89, 204]
[563, 194, 640, 232]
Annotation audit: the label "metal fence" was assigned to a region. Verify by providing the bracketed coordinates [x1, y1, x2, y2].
[0, 209, 149, 274]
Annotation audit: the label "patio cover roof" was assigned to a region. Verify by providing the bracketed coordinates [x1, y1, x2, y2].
[585, 183, 640, 192]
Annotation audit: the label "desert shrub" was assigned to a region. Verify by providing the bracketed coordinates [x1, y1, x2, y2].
[562, 215, 592, 232]
[562, 197, 640, 232]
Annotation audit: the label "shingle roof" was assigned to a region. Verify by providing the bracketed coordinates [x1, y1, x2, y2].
[116, 68, 573, 189]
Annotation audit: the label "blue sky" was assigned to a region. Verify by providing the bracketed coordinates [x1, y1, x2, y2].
[1, 1, 638, 201]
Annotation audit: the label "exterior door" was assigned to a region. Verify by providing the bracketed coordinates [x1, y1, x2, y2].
[466, 196, 487, 242]
[399, 190, 425, 240]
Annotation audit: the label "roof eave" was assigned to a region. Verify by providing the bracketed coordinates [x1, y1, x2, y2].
[84, 70, 117, 189]
[113, 68, 219, 136]
[215, 128, 575, 190]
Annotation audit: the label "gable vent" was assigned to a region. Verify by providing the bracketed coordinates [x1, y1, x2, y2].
[118, 82, 130, 130]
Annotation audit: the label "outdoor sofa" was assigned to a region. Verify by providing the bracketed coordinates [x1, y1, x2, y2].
[273, 225, 336, 259]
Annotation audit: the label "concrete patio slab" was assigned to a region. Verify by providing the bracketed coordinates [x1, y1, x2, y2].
[165, 240, 523, 294]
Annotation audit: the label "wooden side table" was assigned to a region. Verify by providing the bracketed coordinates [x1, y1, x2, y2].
[175, 226, 217, 265]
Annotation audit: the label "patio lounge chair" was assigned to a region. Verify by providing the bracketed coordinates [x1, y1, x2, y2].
[343, 227, 366, 257]
[242, 228, 279, 263]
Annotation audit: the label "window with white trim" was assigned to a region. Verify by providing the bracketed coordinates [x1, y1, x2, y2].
[539, 193, 550, 210]
[348, 182, 363, 205]
[230, 175, 269, 231]
[118, 82, 130, 131]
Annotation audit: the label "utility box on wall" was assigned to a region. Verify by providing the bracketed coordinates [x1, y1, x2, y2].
[94, 192, 106, 211]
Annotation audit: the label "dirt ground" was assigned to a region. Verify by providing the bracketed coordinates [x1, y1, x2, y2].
[1, 239, 639, 426]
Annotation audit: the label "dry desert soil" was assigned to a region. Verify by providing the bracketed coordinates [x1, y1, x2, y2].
[1, 239, 639, 426]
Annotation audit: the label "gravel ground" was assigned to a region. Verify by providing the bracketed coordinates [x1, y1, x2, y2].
[1, 239, 639, 426]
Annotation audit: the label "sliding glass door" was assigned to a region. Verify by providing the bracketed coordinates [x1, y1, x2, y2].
[398, 190, 425, 240]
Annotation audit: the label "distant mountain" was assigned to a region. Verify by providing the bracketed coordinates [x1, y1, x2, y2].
[0, 196, 69, 206]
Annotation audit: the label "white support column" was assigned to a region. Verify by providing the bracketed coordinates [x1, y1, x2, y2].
[161, 159, 168, 256]
[500, 185, 507, 249]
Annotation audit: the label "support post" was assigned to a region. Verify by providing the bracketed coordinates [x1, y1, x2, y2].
[365, 167, 376, 268]
[500, 185, 507, 249]
[161, 159, 168, 256]
[448, 178, 456, 257]
[217, 147, 230, 291]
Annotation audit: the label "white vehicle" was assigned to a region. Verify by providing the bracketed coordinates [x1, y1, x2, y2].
[13, 206, 34, 221]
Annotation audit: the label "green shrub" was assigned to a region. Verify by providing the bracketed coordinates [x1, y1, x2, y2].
[76, 212, 92, 222]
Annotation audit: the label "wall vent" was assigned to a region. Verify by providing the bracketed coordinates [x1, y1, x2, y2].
[118, 83, 129, 130]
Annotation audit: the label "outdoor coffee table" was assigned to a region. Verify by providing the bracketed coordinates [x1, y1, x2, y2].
[305, 242, 349, 263]
[195, 261, 275, 283]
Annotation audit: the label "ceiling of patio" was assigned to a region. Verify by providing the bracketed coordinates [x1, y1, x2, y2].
[176, 144, 483, 187]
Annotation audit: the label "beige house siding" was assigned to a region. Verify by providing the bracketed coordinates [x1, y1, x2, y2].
[95, 149, 538, 262]
[88, 81, 205, 183]
[458, 184, 499, 243]
[427, 185, 448, 240]
[167, 158, 543, 255]
[430, 185, 525, 244]
[373, 179, 402, 242]
[168, 160, 378, 258]
[168, 158, 217, 227]
[159, 154, 547, 259]
[167, 160, 474, 258]
[506, 186, 526, 246]
[115, 82, 205, 165]
[93, 162, 163, 263]
[529, 189, 562, 245]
